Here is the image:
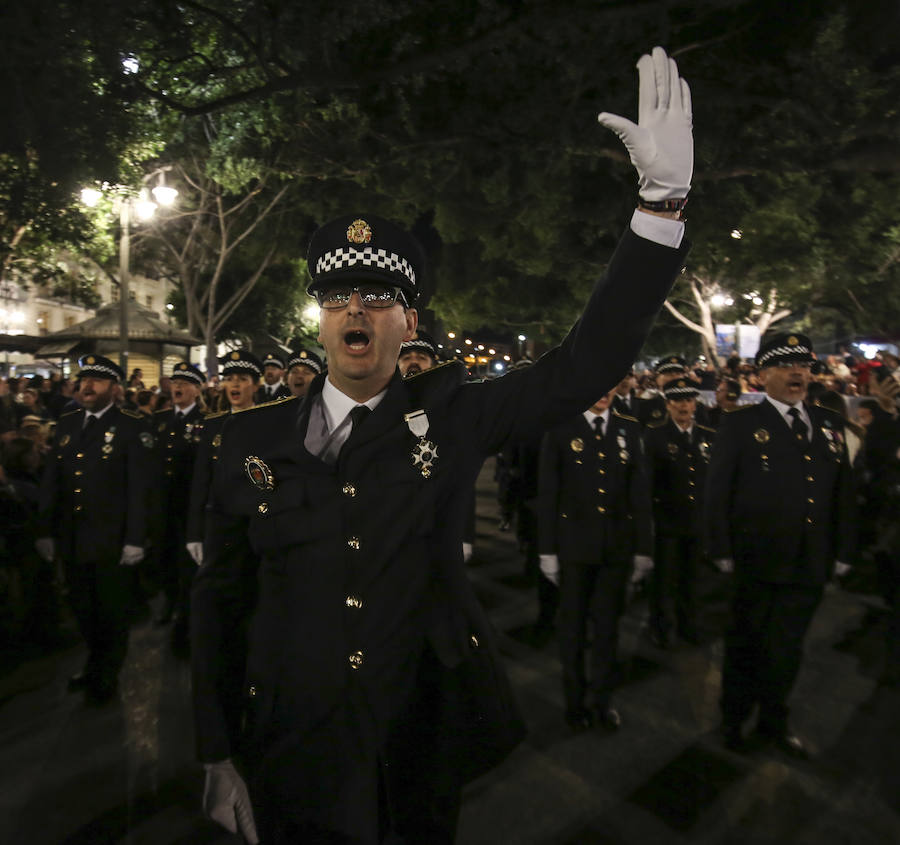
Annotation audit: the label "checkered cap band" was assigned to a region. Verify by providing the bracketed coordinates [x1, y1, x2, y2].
[664, 384, 699, 398]
[757, 343, 813, 367]
[656, 361, 686, 375]
[222, 359, 262, 377]
[79, 363, 122, 381]
[287, 354, 322, 374]
[315, 246, 416, 288]
[400, 338, 436, 356]
[263, 356, 285, 369]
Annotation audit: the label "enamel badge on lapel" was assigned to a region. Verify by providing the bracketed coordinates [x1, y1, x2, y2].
[754, 428, 770, 444]
[570, 438, 584, 453]
[104, 427, 115, 444]
[245, 456, 274, 490]
[822, 425, 842, 454]
[405, 409, 438, 478]
[139, 432, 154, 449]
[668, 442, 679, 456]
[184, 423, 194, 440]
[699, 441, 710, 459]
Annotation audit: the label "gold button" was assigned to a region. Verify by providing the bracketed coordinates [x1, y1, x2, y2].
[806, 475, 814, 482]
[689, 481, 695, 487]
[167, 444, 173, 449]
[807, 498, 814, 504]
[74, 488, 81, 494]
[598, 469, 606, 475]
[248, 685, 257, 697]
[258, 502, 268, 514]
[689, 466, 696, 472]
[74, 505, 83, 512]
[804, 454, 812, 462]
[807, 517, 814, 524]
[76, 452, 84, 459]
[760, 454, 768, 461]
[342, 483, 357, 497]
[349, 650, 364, 669]
[597, 506, 606, 514]
[165, 470, 173, 477]
[345, 595, 363, 609]
[597, 452, 606, 459]
[74, 470, 82, 476]
[598, 488, 605, 494]
[561, 513, 568, 519]
[348, 537, 360, 550]
[688, 495, 695, 501]
[470, 635, 479, 648]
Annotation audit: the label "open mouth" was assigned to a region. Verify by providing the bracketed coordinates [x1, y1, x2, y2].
[344, 329, 370, 351]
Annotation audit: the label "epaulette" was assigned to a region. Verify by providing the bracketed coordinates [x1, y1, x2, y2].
[60, 408, 82, 418]
[728, 404, 754, 412]
[204, 409, 230, 420]
[405, 360, 468, 408]
[120, 408, 144, 419]
[233, 395, 299, 414]
[612, 409, 639, 423]
[696, 423, 716, 433]
[647, 419, 667, 429]
[153, 408, 171, 415]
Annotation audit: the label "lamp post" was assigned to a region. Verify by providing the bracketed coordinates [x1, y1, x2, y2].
[81, 171, 177, 372]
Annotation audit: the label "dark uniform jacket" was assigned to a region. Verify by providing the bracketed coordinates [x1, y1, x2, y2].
[191, 228, 688, 838]
[155, 405, 204, 508]
[38, 405, 155, 563]
[705, 399, 855, 585]
[186, 410, 231, 545]
[644, 419, 716, 537]
[254, 383, 291, 404]
[537, 409, 652, 563]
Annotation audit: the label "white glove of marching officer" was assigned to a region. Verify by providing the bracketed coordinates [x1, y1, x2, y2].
[631, 555, 654, 583]
[539, 554, 560, 587]
[203, 759, 259, 843]
[35, 537, 55, 563]
[714, 558, 734, 574]
[186, 542, 204, 566]
[597, 46, 693, 202]
[119, 545, 145, 566]
[834, 561, 851, 577]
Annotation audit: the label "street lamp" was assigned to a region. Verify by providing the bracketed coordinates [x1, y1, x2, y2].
[81, 172, 177, 373]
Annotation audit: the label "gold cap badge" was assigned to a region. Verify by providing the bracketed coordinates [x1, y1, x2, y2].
[231, 351, 240, 360]
[347, 219, 373, 244]
[299, 351, 307, 358]
[178, 363, 187, 370]
[788, 336, 799, 346]
[86, 356, 95, 364]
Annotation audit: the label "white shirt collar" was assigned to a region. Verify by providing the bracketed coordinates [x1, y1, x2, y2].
[175, 402, 196, 417]
[584, 408, 610, 427]
[765, 394, 810, 428]
[85, 402, 114, 420]
[321, 377, 387, 433]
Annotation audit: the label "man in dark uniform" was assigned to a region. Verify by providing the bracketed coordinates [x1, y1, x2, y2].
[186, 350, 264, 565]
[193, 47, 693, 843]
[709, 377, 742, 428]
[398, 329, 438, 377]
[254, 352, 291, 403]
[35, 355, 155, 704]
[285, 348, 325, 398]
[538, 392, 653, 731]
[611, 370, 638, 416]
[152, 361, 206, 652]
[644, 378, 716, 647]
[706, 332, 855, 756]
[635, 355, 687, 426]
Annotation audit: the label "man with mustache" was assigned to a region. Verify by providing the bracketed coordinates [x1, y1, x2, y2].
[35, 355, 155, 704]
[706, 332, 855, 757]
[193, 47, 693, 844]
[398, 330, 438, 377]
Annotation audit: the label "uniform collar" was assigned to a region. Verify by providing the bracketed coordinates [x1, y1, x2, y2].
[85, 402, 114, 421]
[174, 402, 196, 417]
[321, 377, 387, 433]
[584, 408, 610, 426]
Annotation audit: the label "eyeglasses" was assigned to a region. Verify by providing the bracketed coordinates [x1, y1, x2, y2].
[314, 284, 408, 310]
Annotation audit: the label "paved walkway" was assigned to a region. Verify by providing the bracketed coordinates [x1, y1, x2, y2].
[1, 458, 897, 843]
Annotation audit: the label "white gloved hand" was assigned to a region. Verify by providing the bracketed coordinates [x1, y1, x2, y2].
[35, 537, 55, 563]
[631, 554, 654, 583]
[203, 759, 259, 844]
[539, 554, 560, 587]
[834, 561, 851, 577]
[187, 542, 204, 566]
[462, 542, 473, 563]
[714, 558, 734, 574]
[598, 46, 693, 201]
[119, 545, 145, 566]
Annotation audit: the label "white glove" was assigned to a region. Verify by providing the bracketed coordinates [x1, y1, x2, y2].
[598, 46, 693, 201]
[203, 759, 259, 844]
[35, 537, 55, 563]
[631, 555, 654, 583]
[714, 558, 734, 574]
[834, 561, 851, 577]
[462, 542, 473, 563]
[187, 542, 204, 566]
[539, 554, 560, 586]
[119, 545, 145, 566]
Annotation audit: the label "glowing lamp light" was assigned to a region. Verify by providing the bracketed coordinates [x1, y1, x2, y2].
[731, 229, 743, 239]
[517, 334, 526, 342]
[152, 185, 178, 207]
[80, 188, 102, 207]
[447, 332, 456, 339]
[465, 339, 473, 346]
[303, 304, 320, 321]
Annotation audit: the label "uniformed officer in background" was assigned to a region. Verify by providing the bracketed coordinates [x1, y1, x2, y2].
[611, 370, 638, 416]
[635, 355, 688, 426]
[254, 352, 291, 403]
[285, 348, 325, 398]
[709, 377, 742, 428]
[644, 378, 716, 647]
[186, 350, 264, 566]
[398, 329, 439, 377]
[538, 391, 653, 731]
[152, 361, 206, 654]
[35, 355, 155, 704]
[192, 46, 692, 843]
[706, 333, 855, 756]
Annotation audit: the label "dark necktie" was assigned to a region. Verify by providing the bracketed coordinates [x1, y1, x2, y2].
[83, 414, 97, 433]
[682, 429, 692, 449]
[175, 410, 184, 420]
[594, 416, 604, 438]
[788, 407, 808, 443]
[348, 404, 370, 434]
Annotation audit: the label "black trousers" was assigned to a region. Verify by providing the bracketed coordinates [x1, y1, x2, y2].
[651, 533, 700, 636]
[64, 556, 136, 683]
[720, 577, 823, 733]
[558, 559, 629, 713]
